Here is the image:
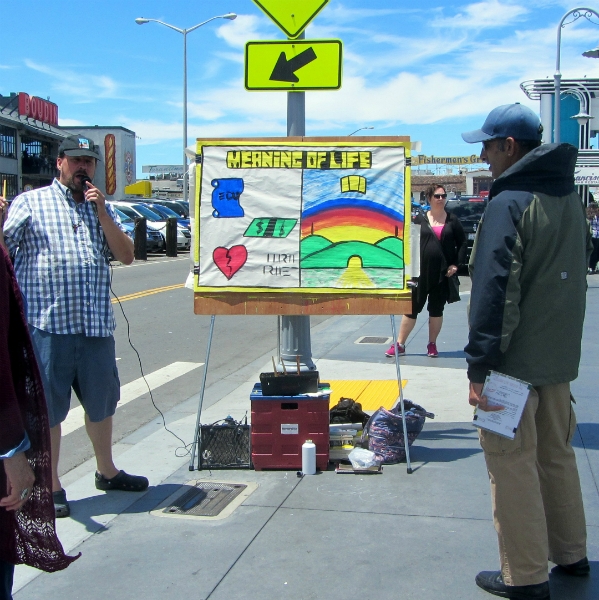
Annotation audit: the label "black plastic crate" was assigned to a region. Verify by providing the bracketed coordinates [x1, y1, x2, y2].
[259, 371, 319, 395]
[198, 423, 251, 470]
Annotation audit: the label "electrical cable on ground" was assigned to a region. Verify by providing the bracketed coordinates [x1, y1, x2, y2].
[109, 261, 193, 458]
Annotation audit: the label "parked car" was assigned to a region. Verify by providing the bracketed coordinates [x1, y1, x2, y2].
[411, 201, 429, 223]
[113, 207, 164, 253]
[109, 201, 191, 251]
[145, 202, 190, 230]
[445, 196, 488, 266]
[150, 199, 189, 218]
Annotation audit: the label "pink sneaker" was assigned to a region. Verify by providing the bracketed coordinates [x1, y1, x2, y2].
[385, 343, 405, 357]
[427, 342, 438, 357]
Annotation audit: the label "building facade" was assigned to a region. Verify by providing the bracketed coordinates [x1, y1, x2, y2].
[521, 78, 599, 204]
[1, 91, 138, 201]
[0, 92, 66, 199]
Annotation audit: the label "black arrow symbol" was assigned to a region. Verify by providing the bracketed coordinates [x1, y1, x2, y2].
[270, 47, 317, 83]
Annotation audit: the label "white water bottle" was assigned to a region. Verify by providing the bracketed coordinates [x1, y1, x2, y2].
[302, 440, 316, 475]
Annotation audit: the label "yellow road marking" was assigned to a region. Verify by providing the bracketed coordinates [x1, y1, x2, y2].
[326, 379, 408, 411]
[111, 283, 185, 304]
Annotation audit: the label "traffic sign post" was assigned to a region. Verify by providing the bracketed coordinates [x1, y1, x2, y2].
[250, 1, 340, 372]
[245, 40, 342, 91]
[253, 0, 329, 39]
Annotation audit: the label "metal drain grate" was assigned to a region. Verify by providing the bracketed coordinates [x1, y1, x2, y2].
[355, 336, 391, 345]
[163, 482, 247, 517]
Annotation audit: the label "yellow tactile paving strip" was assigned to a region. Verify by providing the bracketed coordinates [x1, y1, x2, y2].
[325, 380, 408, 411]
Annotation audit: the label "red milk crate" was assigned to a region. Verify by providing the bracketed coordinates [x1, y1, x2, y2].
[250, 384, 330, 471]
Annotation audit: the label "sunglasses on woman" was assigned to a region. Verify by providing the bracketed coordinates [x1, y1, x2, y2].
[433, 193, 447, 199]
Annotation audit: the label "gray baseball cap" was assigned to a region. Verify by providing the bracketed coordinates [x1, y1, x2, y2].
[58, 135, 102, 160]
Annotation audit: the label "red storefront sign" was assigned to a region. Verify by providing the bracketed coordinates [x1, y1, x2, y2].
[18, 93, 59, 126]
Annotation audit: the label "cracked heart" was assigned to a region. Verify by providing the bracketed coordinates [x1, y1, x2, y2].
[213, 245, 248, 279]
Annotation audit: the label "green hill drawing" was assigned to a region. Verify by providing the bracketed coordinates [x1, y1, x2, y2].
[375, 236, 404, 259]
[300, 235, 333, 259]
[300, 237, 404, 269]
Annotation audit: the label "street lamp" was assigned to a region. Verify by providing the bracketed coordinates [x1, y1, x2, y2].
[563, 87, 594, 149]
[553, 7, 599, 143]
[582, 44, 599, 58]
[348, 126, 374, 136]
[135, 13, 237, 203]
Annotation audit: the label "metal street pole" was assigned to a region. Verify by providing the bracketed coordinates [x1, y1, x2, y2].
[280, 31, 316, 373]
[135, 14, 237, 202]
[553, 7, 599, 143]
[183, 29, 188, 204]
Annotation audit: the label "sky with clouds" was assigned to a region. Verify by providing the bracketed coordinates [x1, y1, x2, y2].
[2, 0, 599, 177]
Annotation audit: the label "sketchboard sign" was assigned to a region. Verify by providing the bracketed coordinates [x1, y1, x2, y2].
[194, 138, 413, 315]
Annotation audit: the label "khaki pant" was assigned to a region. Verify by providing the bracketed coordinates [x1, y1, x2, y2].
[479, 382, 587, 586]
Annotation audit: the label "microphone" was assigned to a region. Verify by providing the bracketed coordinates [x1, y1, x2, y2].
[80, 175, 97, 217]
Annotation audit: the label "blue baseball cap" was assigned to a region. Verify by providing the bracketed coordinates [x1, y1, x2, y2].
[461, 103, 543, 143]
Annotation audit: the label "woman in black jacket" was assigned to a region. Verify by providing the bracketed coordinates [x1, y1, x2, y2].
[386, 184, 467, 358]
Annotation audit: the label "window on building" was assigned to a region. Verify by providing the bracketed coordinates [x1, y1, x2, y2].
[21, 136, 43, 157]
[21, 136, 56, 176]
[1, 173, 18, 199]
[0, 125, 17, 158]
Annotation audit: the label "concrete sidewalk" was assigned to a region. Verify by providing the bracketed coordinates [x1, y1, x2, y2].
[14, 284, 599, 600]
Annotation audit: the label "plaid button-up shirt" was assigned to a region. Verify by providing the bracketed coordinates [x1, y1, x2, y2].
[4, 179, 123, 337]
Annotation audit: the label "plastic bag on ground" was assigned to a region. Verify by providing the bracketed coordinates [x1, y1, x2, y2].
[348, 447, 379, 469]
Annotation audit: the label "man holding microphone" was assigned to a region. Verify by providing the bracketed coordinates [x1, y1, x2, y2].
[2, 135, 148, 519]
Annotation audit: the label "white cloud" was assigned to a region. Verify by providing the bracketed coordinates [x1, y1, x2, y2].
[39, 0, 599, 161]
[434, 0, 529, 29]
[213, 51, 244, 65]
[58, 118, 85, 126]
[300, 72, 529, 129]
[120, 0, 599, 154]
[216, 15, 264, 49]
[322, 4, 425, 25]
[119, 114, 288, 147]
[24, 59, 127, 101]
[118, 119, 182, 145]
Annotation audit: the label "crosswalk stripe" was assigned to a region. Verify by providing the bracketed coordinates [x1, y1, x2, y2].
[61, 361, 203, 436]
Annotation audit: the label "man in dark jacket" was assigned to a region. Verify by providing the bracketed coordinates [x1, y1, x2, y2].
[462, 104, 592, 600]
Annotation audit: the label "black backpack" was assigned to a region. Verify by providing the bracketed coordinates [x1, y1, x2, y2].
[329, 398, 371, 428]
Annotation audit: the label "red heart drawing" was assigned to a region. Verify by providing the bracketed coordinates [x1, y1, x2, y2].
[213, 245, 248, 280]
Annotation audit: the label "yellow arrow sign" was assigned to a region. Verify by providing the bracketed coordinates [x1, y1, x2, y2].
[245, 40, 342, 91]
[253, 0, 329, 39]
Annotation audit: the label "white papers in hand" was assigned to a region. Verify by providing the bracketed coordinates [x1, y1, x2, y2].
[472, 371, 531, 439]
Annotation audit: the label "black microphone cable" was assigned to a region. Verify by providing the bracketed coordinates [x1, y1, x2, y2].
[85, 177, 193, 456]
[108, 261, 194, 458]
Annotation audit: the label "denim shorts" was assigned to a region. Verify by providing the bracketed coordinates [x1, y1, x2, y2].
[29, 327, 120, 428]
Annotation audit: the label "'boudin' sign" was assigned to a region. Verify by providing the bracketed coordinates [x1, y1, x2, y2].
[18, 92, 59, 127]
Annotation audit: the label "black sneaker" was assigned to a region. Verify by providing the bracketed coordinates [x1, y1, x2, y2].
[53, 488, 70, 518]
[475, 571, 550, 599]
[95, 470, 149, 492]
[552, 556, 590, 577]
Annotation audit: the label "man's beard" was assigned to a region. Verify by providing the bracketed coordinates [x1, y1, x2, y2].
[66, 172, 88, 193]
